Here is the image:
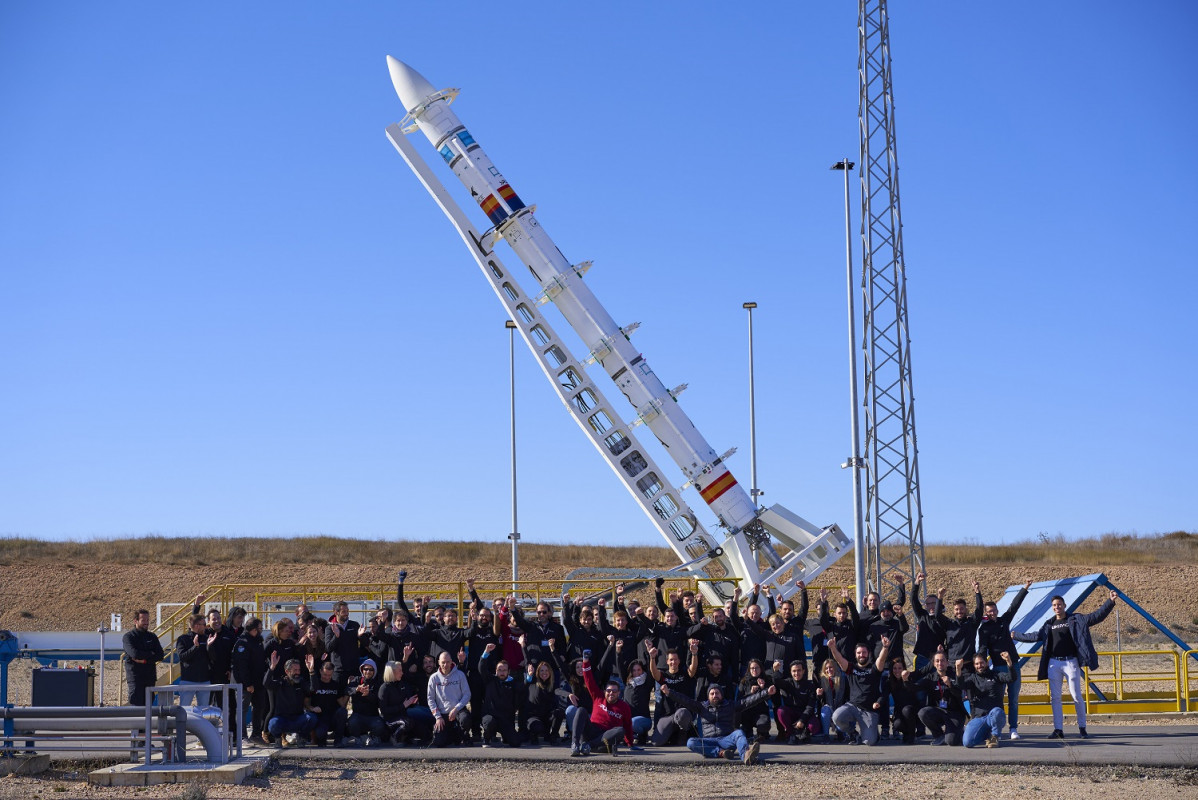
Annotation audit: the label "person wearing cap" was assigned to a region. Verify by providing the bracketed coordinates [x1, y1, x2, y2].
[1012, 589, 1117, 740]
[911, 573, 948, 670]
[344, 658, 386, 746]
[428, 650, 473, 746]
[666, 680, 769, 765]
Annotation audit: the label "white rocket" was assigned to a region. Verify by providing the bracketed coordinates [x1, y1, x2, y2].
[385, 56, 849, 600]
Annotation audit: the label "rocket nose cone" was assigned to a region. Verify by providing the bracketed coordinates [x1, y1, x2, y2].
[386, 55, 437, 112]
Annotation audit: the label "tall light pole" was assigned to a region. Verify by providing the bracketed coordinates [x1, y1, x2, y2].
[832, 158, 867, 605]
[743, 302, 761, 509]
[505, 319, 520, 592]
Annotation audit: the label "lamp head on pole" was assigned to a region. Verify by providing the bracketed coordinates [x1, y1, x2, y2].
[830, 160, 856, 171]
[743, 302, 757, 310]
[505, 320, 517, 329]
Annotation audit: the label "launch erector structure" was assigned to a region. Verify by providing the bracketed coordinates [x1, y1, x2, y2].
[384, 57, 850, 603]
[857, 0, 927, 599]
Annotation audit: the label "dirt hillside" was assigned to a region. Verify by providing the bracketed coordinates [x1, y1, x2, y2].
[1, 551, 1194, 650]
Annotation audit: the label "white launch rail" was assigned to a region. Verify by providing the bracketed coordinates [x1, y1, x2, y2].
[385, 58, 849, 602]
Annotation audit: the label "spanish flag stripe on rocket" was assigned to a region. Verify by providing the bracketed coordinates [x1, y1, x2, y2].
[699, 472, 738, 505]
[497, 183, 525, 211]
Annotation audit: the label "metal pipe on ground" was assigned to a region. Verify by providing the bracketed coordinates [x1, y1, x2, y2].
[0, 706, 222, 762]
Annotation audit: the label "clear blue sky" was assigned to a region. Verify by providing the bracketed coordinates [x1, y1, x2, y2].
[2, 2, 1194, 550]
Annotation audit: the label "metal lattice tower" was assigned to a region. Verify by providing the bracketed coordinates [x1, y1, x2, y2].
[857, 0, 925, 597]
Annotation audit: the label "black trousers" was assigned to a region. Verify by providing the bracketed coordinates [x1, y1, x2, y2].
[571, 712, 624, 749]
[917, 706, 964, 746]
[315, 706, 348, 744]
[481, 713, 523, 745]
[431, 710, 473, 747]
[247, 686, 270, 737]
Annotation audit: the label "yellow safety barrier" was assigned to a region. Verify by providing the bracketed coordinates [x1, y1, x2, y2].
[1014, 649, 1192, 716]
[1184, 650, 1198, 712]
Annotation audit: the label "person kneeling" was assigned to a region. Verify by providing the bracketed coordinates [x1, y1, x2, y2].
[379, 660, 426, 745]
[345, 658, 387, 747]
[959, 652, 1014, 748]
[570, 653, 632, 757]
[479, 644, 524, 747]
[264, 653, 318, 746]
[428, 652, 473, 747]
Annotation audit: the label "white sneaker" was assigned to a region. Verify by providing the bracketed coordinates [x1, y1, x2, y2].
[1009, 729, 1020, 741]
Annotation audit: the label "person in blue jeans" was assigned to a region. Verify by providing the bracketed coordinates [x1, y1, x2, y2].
[663, 682, 769, 765]
[957, 652, 1014, 748]
[264, 654, 318, 744]
[977, 580, 1031, 739]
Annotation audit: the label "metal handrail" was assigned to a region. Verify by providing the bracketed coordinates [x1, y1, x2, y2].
[1016, 649, 1189, 713]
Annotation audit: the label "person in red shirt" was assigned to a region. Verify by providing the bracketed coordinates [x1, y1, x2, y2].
[570, 653, 634, 757]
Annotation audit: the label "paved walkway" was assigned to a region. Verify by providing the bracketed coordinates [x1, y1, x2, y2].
[257, 724, 1198, 767]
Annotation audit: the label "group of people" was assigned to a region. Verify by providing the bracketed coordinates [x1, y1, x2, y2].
[121, 570, 1119, 761]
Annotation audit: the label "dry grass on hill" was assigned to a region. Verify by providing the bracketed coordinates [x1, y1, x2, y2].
[1, 530, 1194, 567]
[0, 531, 1195, 646]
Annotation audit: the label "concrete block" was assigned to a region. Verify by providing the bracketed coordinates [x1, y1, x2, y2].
[0, 754, 50, 776]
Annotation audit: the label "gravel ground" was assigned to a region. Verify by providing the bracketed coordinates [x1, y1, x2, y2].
[3, 760, 1198, 800]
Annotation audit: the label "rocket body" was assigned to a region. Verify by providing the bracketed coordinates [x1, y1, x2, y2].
[387, 57, 757, 534]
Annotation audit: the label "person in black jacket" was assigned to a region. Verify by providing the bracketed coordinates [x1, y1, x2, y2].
[885, 656, 923, 743]
[911, 573, 948, 669]
[958, 652, 1014, 748]
[978, 579, 1031, 739]
[774, 660, 818, 743]
[666, 682, 769, 765]
[688, 649, 736, 707]
[736, 659, 774, 742]
[1013, 589, 1117, 740]
[378, 660, 424, 745]
[521, 659, 562, 744]
[176, 614, 214, 708]
[818, 588, 860, 667]
[122, 609, 163, 706]
[264, 652, 318, 745]
[231, 617, 267, 743]
[323, 601, 362, 692]
[596, 604, 639, 681]
[464, 598, 501, 742]
[345, 658, 387, 747]
[478, 644, 524, 747]
[622, 660, 654, 745]
[687, 598, 743, 679]
[913, 651, 967, 746]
